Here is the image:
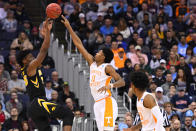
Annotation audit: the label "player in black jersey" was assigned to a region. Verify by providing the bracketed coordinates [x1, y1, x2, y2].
[16, 19, 74, 131]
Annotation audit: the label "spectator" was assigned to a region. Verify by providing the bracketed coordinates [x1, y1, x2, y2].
[163, 0, 173, 17]
[176, 56, 192, 83]
[50, 90, 59, 104]
[93, 12, 104, 29]
[30, 26, 43, 50]
[114, 123, 119, 131]
[186, 102, 196, 117]
[75, 13, 87, 39]
[69, 3, 81, 30]
[162, 72, 173, 94]
[171, 86, 192, 120]
[136, 37, 150, 55]
[137, 2, 152, 24]
[14, 3, 28, 25]
[62, 0, 74, 17]
[155, 87, 170, 108]
[44, 78, 54, 101]
[5, 54, 18, 73]
[178, 35, 189, 57]
[51, 71, 64, 93]
[103, 34, 112, 48]
[21, 121, 32, 131]
[100, 17, 114, 36]
[170, 119, 183, 131]
[162, 30, 178, 50]
[167, 51, 180, 69]
[128, 45, 148, 67]
[181, 116, 193, 131]
[65, 98, 77, 113]
[166, 84, 177, 100]
[111, 48, 127, 70]
[1, 10, 17, 33]
[153, 67, 166, 87]
[175, 0, 189, 17]
[174, 68, 190, 90]
[113, 0, 127, 17]
[6, 91, 23, 114]
[116, 34, 128, 51]
[98, 0, 112, 13]
[185, 47, 193, 63]
[58, 81, 76, 104]
[193, 108, 196, 128]
[129, 20, 143, 38]
[173, 15, 187, 33]
[124, 5, 134, 27]
[148, 0, 158, 15]
[11, 31, 33, 51]
[0, 62, 10, 80]
[0, 63, 10, 93]
[188, 32, 196, 49]
[140, 13, 153, 37]
[164, 102, 176, 120]
[159, 59, 167, 74]
[169, 66, 177, 81]
[118, 18, 131, 40]
[3, 108, 21, 130]
[118, 115, 132, 131]
[0, 103, 5, 124]
[0, 2, 10, 20]
[81, 0, 97, 14]
[86, 6, 98, 22]
[8, 70, 25, 94]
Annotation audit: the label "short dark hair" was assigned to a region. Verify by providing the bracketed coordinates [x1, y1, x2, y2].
[100, 47, 114, 63]
[16, 50, 31, 67]
[130, 71, 149, 91]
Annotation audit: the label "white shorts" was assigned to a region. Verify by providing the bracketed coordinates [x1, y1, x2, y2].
[94, 97, 118, 131]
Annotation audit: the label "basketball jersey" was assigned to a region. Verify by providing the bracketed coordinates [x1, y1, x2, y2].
[90, 62, 112, 101]
[21, 67, 45, 101]
[137, 92, 165, 131]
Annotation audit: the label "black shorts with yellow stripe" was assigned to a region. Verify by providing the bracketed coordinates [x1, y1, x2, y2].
[29, 97, 74, 131]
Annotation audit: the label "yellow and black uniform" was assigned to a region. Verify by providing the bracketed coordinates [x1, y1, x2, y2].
[21, 67, 74, 131]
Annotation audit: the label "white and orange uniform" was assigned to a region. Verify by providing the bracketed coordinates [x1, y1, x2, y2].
[137, 92, 165, 131]
[90, 62, 118, 131]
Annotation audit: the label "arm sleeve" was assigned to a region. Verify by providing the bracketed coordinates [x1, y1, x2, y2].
[151, 106, 164, 130]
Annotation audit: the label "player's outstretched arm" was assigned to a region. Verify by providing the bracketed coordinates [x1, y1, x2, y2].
[61, 15, 94, 65]
[27, 19, 53, 76]
[143, 94, 164, 131]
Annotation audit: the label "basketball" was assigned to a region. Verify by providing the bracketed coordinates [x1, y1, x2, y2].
[46, 3, 62, 19]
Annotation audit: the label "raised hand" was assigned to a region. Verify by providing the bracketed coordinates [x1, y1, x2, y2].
[40, 18, 53, 38]
[61, 15, 70, 27]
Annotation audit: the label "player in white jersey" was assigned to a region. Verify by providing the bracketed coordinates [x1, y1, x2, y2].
[127, 72, 165, 131]
[61, 15, 125, 131]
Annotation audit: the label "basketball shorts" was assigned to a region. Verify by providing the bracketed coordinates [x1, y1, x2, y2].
[94, 97, 118, 131]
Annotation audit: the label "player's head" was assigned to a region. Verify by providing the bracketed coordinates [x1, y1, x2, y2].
[130, 71, 149, 94]
[95, 47, 113, 63]
[17, 50, 34, 67]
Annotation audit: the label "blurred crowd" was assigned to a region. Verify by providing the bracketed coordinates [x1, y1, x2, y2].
[58, 0, 196, 130]
[0, 0, 196, 131]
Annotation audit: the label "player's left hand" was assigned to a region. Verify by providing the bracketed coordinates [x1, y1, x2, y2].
[97, 85, 111, 94]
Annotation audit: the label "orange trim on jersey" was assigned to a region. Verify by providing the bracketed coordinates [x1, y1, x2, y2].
[152, 113, 157, 123]
[105, 77, 112, 96]
[104, 97, 113, 127]
[95, 96, 110, 102]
